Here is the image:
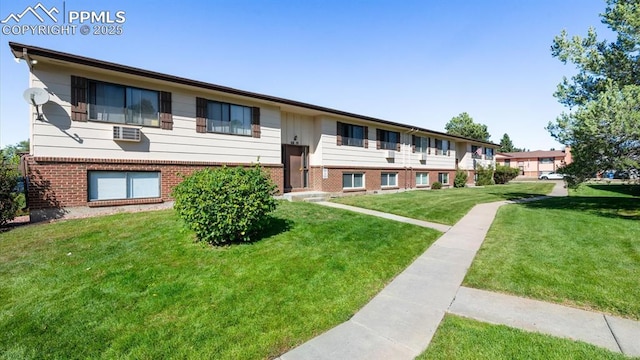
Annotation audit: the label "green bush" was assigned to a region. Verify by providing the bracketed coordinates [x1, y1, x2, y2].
[475, 164, 495, 186]
[431, 181, 442, 190]
[0, 165, 20, 226]
[493, 165, 520, 184]
[172, 165, 278, 245]
[454, 170, 468, 188]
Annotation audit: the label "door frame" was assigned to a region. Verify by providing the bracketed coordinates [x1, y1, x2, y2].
[282, 144, 309, 192]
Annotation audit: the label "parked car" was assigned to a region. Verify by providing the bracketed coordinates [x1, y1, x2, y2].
[614, 170, 630, 179]
[539, 172, 564, 180]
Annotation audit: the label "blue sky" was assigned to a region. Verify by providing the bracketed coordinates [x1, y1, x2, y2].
[0, 0, 610, 150]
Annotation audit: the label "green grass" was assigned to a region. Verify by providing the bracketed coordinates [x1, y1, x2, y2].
[464, 184, 640, 319]
[0, 202, 440, 359]
[418, 315, 630, 360]
[332, 183, 554, 225]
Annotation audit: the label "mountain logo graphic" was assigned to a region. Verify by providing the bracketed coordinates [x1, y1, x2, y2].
[1, 3, 59, 23]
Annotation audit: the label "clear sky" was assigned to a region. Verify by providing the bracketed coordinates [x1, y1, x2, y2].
[0, 0, 611, 150]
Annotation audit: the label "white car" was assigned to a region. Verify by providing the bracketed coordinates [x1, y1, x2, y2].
[539, 172, 564, 180]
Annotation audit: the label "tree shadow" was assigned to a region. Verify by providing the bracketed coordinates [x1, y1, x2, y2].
[518, 196, 639, 221]
[577, 184, 640, 197]
[488, 191, 550, 201]
[27, 168, 68, 222]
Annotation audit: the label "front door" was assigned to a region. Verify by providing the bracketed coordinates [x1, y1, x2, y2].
[283, 145, 308, 191]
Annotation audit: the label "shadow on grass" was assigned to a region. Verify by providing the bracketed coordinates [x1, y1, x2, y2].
[578, 184, 640, 197]
[488, 192, 549, 200]
[519, 196, 640, 221]
[222, 216, 293, 246]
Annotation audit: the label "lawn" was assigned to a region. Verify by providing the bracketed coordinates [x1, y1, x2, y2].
[464, 184, 640, 319]
[0, 202, 440, 359]
[418, 315, 629, 360]
[332, 182, 555, 225]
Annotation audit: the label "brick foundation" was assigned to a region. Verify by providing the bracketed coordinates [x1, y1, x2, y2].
[25, 156, 284, 212]
[309, 166, 456, 192]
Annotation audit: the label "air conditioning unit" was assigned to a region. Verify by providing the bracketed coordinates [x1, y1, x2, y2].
[113, 126, 141, 142]
[384, 150, 395, 159]
[418, 153, 427, 161]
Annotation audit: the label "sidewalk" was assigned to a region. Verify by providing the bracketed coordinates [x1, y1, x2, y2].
[279, 200, 507, 359]
[279, 182, 639, 359]
[450, 287, 640, 356]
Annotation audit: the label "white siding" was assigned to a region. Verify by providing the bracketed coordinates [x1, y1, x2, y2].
[30, 64, 281, 164]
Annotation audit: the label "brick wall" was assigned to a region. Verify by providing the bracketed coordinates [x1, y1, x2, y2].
[25, 157, 284, 210]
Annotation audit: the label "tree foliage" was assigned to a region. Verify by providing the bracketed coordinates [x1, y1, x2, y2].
[0, 163, 20, 226]
[445, 112, 491, 142]
[493, 164, 520, 184]
[1, 140, 29, 165]
[548, 0, 640, 185]
[475, 165, 495, 186]
[549, 84, 640, 184]
[498, 133, 518, 153]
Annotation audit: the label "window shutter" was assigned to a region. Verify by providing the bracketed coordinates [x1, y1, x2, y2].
[159, 91, 173, 130]
[396, 132, 401, 152]
[251, 107, 261, 138]
[364, 126, 368, 148]
[412, 135, 416, 153]
[336, 122, 343, 146]
[70, 75, 87, 121]
[196, 97, 207, 133]
[376, 129, 381, 150]
[428, 137, 432, 155]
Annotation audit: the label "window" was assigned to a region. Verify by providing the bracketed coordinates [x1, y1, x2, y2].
[377, 129, 400, 150]
[484, 147, 494, 160]
[438, 172, 449, 185]
[472, 145, 482, 159]
[539, 157, 553, 164]
[504, 159, 511, 166]
[88, 81, 159, 127]
[338, 123, 366, 147]
[343, 173, 364, 189]
[416, 172, 429, 186]
[414, 136, 428, 153]
[435, 139, 449, 155]
[206, 100, 252, 136]
[89, 171, 160, 201]
[381, 173, 397, 187]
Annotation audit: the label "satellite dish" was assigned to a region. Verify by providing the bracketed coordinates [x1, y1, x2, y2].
[23, 87, 50, 121]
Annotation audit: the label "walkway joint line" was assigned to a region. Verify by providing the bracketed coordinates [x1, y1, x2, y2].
[603, 314, 624, 354]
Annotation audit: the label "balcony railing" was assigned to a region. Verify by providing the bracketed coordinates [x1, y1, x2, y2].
[343, 137, 364, 147]
[379, 141, 397, 150]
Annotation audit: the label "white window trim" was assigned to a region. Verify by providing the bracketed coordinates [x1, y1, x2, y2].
[416, 172, 429, 186]
[438, 172, 450, 185]
[381, 172, 398, 188]
[343, 172, 365, 189]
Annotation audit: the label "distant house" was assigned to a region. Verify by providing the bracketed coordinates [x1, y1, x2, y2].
[496, 148, 572, 177]
[9, 42, 498, 222]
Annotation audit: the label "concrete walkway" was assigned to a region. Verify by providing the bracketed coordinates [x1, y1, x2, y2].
[279, 181, 640, 359]
[450, 287, 640, 356]
[317, 201, 452, 233]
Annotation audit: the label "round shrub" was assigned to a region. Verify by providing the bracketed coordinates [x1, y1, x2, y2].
[431, 181, 442, 190]
[454, 170, 468, 188]
[172, 165, 278, 245]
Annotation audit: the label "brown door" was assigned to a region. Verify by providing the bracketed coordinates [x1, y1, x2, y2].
[283, 145, 308, 191]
